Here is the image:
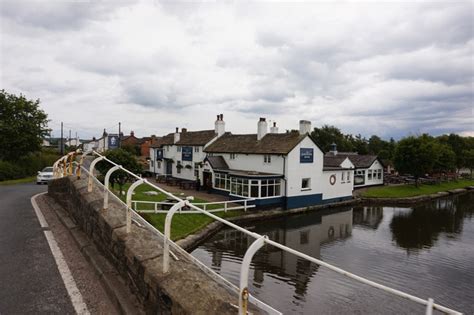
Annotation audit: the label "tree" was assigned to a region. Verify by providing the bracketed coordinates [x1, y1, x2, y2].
[95, 149, 142, 196]
[311, 125, 354, 152]
[0, 90, 50, 161]
[463, 149, 474, 179]
[433, 143, 456, 174]
[394, 135, 439, 186]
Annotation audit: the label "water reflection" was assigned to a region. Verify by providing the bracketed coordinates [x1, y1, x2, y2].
[207, 209, 352, 295]
[390, 195, 472, 250]
[192, 193, 474, 314]
[353, 206, 383, 229]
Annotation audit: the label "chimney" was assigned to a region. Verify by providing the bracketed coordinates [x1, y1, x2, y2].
[181, 128, 187, 133]
[330, 143, 338, 155]
[299, 120, 311, 135]
[174, 127, 180, 143]
[270, 122, 279, 134]
[130, 131, 134, 137]
[257, 117, 268, 140]
[215, 113, 225, 137]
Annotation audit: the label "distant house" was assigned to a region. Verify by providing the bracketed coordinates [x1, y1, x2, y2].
[121, 131, 140, 147]
[325, 144, 384, 188]
[149, 115, 224, 182]
[65, 138, 82, 147]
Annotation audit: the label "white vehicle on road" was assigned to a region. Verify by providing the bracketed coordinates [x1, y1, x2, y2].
[37, 167, 54, 184]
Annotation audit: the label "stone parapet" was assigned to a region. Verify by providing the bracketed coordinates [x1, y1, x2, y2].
[48, 176, 252, 314]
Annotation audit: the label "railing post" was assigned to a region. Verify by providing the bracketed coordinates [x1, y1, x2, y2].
[426, 298, 434, 315]
[224, 202, 227, 213]
[87, 156, 105, 192]
[239, 235, 267, 315]
[154, 202, 157, 213]
[126, 179, 145, 233]
[77, 149, 92, 179]
[68, 153, 75, 175]
[163, 200, 187, 273]
[244, 199, 248, 212]
[103, 165, 121, 210]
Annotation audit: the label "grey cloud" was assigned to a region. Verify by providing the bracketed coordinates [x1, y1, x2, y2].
[0, 0, 134, 31]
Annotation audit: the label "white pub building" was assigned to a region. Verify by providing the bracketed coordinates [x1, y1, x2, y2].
[149, 115, 356, 210]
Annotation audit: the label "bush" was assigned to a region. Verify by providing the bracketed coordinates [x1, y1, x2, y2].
[0, 150, 60, 181]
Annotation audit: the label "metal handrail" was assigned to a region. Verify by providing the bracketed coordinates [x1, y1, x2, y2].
[53, 151, 463, 315]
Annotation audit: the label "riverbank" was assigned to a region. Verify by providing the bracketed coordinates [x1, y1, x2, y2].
[361, 180, 474, 198]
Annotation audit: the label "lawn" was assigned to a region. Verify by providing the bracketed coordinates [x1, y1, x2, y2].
[361, 179, 474, 198]
[111, 181, 239, 240]
[0, 176, 36, 185]
[141, 210, 244, 241]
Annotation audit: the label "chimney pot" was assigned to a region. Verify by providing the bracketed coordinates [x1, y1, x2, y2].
[299, 120, 312, 135]
[257, 117, 268, 140]
[182, 128, 187, 133]
[215, 113, 225, 136]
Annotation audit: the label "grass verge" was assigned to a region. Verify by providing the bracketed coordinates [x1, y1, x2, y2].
[141, 210, 244, 241]
[0, 176, 37, 185]
[362, 180, 474, 198]
[111, 182, 239, 240]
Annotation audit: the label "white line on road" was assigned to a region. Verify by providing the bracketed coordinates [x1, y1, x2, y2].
[31, 193, 90, 315]
[31, 192, 49, 228]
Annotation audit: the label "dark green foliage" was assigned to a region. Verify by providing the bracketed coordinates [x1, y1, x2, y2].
[121, 144, 141, 156]
[0, 150, 59, 181]
[311, 125, 355, 152]
[463, 149, 474, 179]
[394, 135, 439, 186]
[0, 90, 50, 161]
[95, 148, 141, 195]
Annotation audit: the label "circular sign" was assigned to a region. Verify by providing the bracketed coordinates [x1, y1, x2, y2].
[329, 174, 336, 185]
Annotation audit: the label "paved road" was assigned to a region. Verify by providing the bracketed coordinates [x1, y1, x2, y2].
[0, 182, 75, 314]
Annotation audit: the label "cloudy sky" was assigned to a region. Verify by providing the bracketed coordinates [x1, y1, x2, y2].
[1, 0, 473, 140]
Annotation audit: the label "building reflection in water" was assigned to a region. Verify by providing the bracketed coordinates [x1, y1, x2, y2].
[204, 208, 353, 297]
[353, 206, 383, 229]
[390, 195, 470, 251]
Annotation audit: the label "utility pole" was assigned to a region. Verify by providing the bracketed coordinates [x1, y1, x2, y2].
[60, 122, 64, 155]
[118, 121, 121, 148]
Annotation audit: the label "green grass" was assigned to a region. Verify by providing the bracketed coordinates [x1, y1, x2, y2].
[111, 181, 237, 240]
[0, 176, 37, 185]
[141, 210, 244, 241]
[362, 179, 474, 198]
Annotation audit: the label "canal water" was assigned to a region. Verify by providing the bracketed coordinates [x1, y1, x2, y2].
[191, 193, 474, 314]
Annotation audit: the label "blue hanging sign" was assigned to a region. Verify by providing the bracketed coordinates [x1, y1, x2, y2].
[108, 135, 119, 149]
[182, 146, 193, 161]
[156, 149, 163, 160]
[300, 148, 314, 163]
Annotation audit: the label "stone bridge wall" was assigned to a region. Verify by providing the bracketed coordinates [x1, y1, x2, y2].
[48, 176, 249, 314]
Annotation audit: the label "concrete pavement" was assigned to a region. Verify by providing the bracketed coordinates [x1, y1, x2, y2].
[0, 183, 75, 313]
[0, 182, 118, 314]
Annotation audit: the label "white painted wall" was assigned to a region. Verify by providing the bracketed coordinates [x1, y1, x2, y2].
[365, 160, 384, 186]
[321, 170, 354, 200]
[285, 136, 324, 198]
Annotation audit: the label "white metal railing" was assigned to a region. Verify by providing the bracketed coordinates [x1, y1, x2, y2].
[53, 150, 463, 315]
[132, 198, 255, 214]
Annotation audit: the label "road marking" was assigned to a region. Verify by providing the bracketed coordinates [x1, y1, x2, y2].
[31, 192, 49, 228]
[31, 193, 90, 315]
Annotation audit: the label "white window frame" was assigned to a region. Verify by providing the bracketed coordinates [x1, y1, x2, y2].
[264, 155, 271, 164]
[301, 178, 311, 191]
[230, 153, 236, 160]
[194, 146, 200, 153]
